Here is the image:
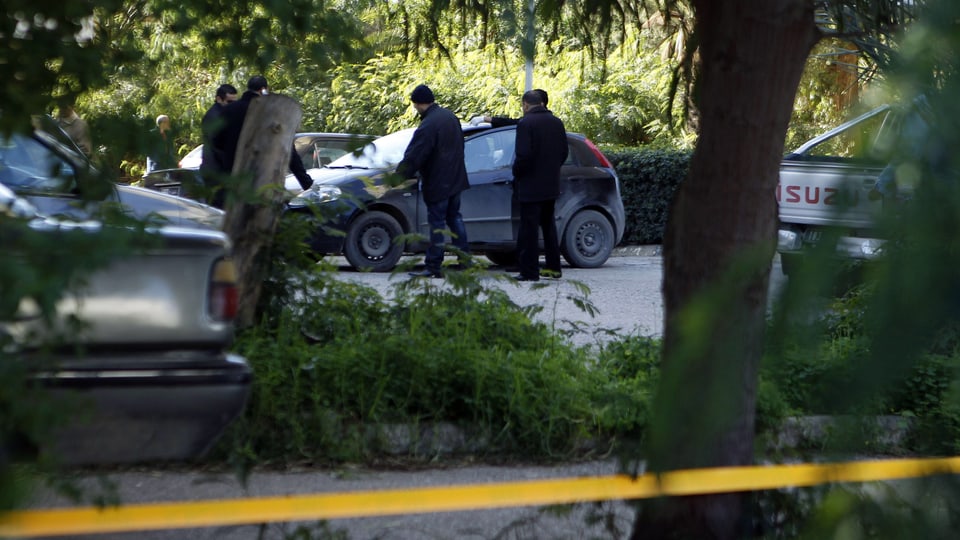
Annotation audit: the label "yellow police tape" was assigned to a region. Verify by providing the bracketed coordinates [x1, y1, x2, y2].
[2, 456, 960, 537]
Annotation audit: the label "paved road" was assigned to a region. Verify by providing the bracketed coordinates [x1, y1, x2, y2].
[329, 249, 785, 347]
[23, 250, 789, 539]
[28, 460, 636, 539]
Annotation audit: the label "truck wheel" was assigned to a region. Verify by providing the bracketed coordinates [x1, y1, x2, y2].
[561, 209, 615, 268]
[344, 211, 403, 272]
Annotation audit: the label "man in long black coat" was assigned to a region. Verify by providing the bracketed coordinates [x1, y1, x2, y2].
[511, 90, 568, 281]
[199, 83, 237, 208]
[397, 84, 470, 278]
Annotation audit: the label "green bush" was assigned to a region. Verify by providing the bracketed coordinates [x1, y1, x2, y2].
[762, 283, 960, 454]
[215, 268, 662, 466]
[212, 220, 960, 467]
[602, 147, 691, 245]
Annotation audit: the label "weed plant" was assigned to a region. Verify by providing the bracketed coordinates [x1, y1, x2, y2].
[215, 244, 662, 467]
[762, 279, 960, 456]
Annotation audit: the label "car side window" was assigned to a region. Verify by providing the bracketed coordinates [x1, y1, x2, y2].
[564, 143, 577, 166]
[296, 137, 362, 169]
[465, 131, 516, 175]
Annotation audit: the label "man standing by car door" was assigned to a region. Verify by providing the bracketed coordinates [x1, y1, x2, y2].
[512, 89, 568, 281]
[398, 84, 470, 278]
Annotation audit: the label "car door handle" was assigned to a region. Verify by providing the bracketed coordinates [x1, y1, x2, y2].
[493, 179, 513, 185]
[567, 176, 586, 182]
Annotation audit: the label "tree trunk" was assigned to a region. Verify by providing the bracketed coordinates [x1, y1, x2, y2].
[221, 94, 303, 329]
[630, 2, 819, 539]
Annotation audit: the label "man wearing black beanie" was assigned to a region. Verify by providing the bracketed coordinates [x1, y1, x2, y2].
[398, 84, 471, 278]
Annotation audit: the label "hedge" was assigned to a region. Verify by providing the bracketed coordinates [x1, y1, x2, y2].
[602, 147, 691, 246]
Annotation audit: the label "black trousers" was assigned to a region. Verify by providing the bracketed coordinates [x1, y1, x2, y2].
[517, 199, 561, 279]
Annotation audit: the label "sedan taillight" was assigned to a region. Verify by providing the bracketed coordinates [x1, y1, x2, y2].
[209, 258, 238, 321]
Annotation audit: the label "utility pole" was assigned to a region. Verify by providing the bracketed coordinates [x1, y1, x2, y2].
[524, 0, 535, 92]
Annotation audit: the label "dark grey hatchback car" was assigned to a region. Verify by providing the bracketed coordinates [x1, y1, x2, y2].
[287, 124, 626, 271]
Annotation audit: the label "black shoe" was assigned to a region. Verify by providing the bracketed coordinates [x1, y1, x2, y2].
[409, 269, 442, 278]
[512, 274, 539, 282]
[540, 269, 562, 279]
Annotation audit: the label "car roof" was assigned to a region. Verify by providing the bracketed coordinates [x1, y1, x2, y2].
[296, 132, 372, 138]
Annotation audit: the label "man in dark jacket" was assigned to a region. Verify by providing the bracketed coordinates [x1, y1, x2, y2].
[512, 89, 568, 281]
[146, 114, 177, 172]
[200, 83, 237, 208]
[212, 75, 313, 204]
[397, 84, 470, 278]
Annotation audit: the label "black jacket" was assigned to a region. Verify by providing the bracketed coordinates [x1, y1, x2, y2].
[511, 106, 568, 202]
[200, 102, 228, 176]
[397, 103, 469, 204]
[214, 91, 312, 190]
[490, 116, 519, 128]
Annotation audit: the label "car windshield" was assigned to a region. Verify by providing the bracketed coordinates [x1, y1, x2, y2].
[327, 129, 416, 170]
[180, 144, 203, 168]
[0, 133, 76, 191]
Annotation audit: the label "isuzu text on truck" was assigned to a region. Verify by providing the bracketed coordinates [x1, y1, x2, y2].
[776, 104, 903, 274]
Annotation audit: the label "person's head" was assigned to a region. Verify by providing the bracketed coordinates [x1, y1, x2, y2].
[215, 84, 239, 106]
[57, 97, 76, 118]
[156, 114, 170, 132]
[533, 88, 549, 107]
[521, 90, 546, 113]
[247, 75, 269, 96]
[409, 84, 435, 115]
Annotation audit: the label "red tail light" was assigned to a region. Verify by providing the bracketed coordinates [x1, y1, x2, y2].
[209, 258, 238, 321]
[582, 137, 613, 168]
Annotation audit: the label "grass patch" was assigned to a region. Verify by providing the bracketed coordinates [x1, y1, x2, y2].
[213, 262, 661, 468]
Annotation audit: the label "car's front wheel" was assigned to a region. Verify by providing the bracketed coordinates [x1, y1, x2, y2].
[561, 209, 615, 268]
[344, 211, 403, 272]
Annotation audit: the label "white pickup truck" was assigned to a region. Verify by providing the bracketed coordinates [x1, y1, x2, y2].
[776, 104, 902, 274]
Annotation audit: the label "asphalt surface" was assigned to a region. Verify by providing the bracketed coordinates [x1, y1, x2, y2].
[28, 460, 637, 539]
[327, 246, 669, 348]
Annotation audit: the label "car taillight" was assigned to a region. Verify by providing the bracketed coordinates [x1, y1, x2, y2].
[209, 258, 238, 321]
[582, 137, 613, 168]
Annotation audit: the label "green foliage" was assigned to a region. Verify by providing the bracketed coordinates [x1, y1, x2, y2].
[27, 8, 689, 181]
[3, 0, 367, 178]
[215, 263, 662, 466]
[556, 30, 681, 147]
[796, 478, 960, 540]
[602, 147, 691, 245]
[590, 334, 659, 443]
[763, 281, 960, 455]
[785, 39, 874, 152]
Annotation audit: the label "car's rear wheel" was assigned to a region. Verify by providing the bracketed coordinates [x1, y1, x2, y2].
[484, 250, 517, 267]
[561, 209, 614, 268]
[344, 211, 403, 272]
